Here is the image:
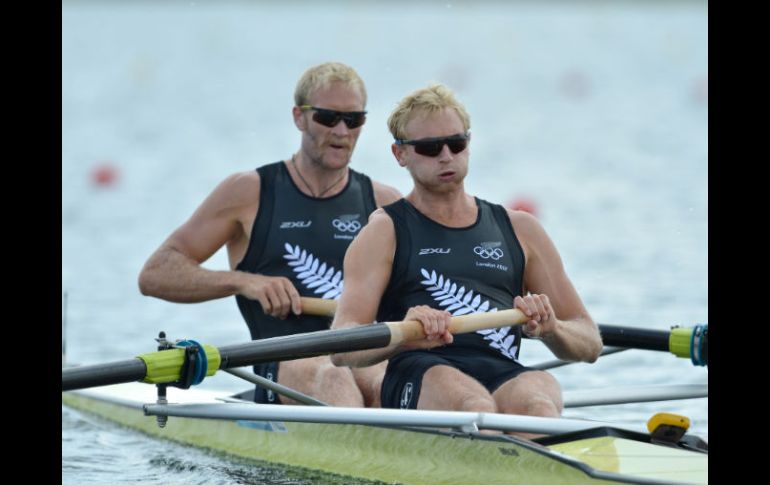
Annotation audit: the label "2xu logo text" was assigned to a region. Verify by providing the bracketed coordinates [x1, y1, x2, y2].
[419, 248, 451, 255]
[280, 221, 312, 229]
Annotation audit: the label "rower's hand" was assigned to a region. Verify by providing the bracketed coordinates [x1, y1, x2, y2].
[402, 305, 453, 349]
[515, 294, 556, 339]
[237, 273, 302, 319]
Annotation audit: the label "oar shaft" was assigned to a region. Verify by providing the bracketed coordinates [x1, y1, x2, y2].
[299, 299, 708, 366]
[61, 326, 393, 392]
[61, 302, 526, 392]
[218, 325, 392, 368]
[598, 325, 670, 352]
[220, 310, 527, 367]
[62, 359, 147, 391]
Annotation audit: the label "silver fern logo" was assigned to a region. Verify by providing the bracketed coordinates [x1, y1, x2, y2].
[420, 268, 519, 361]
[473, 242, 504, 260]
[420, 268, 493, 315]
[332, 214, 362, 233]
[283, 243, 344, 299]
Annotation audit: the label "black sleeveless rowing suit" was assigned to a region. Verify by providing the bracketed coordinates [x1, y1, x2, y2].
[235, 161, 376, 403]
[378, 198, 535, 409]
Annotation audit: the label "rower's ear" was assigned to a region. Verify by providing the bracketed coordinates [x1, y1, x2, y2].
[391, 143, 407, 167]
[292, 106, 306, 131]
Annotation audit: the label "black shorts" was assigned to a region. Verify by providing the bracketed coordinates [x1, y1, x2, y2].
[252, 362, 281, 404]
[380, 348, 536, 409]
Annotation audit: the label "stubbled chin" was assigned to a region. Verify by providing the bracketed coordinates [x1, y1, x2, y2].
[324, 147, 351, 166]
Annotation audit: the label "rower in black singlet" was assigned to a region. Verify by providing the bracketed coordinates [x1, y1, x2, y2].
[236, 161, 376, 403]
[377, 197, 538, 409]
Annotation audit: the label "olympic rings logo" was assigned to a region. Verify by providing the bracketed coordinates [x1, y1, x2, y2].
[333, 219, 361, 233]
[474, 246, 504, 260]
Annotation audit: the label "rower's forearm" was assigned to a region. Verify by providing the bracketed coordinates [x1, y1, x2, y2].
[139, 249, 244, 303]
[544, 318, 603, 363]
[140, 269, 243, 302]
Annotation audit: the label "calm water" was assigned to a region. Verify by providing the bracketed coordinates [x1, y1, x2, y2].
[62, 1, 708, 483]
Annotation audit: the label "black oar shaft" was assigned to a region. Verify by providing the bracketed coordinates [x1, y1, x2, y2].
[62, 358, 147, 391]
[598, 324, 670, 352]
[62, 325, 393, 392]
[218, 325, 392, 369]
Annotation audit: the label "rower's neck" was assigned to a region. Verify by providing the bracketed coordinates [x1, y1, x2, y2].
[288, 155, 348, 198]
[405, 189, 477, 227]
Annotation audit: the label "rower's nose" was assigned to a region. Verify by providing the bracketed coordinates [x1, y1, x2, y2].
[331, 119, 351, 136]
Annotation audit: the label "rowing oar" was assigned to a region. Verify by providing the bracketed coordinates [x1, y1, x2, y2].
[310, 298, 708, 367]
[61, 298, 527, 392]
[597, 324, 707, 366]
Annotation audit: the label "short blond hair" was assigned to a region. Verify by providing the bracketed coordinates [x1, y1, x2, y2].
[387, 83, 471, 140]
[294, 62, 367, 107]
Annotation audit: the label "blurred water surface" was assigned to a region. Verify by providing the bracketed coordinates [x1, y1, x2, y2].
[62, 1, 707, 483]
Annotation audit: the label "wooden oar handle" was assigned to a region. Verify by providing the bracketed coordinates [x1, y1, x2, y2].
[386, 308, 528, 345]
[301, 297, 528, 345]
[301, 297, 337, 317]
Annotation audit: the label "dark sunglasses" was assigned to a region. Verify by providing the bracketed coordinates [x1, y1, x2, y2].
[395, 133, 470, 157]
[299, 105, 367, 129]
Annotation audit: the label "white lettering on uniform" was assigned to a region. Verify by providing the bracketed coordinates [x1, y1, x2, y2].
[280, 221, 312, 229]
[418, 248, 451, 255]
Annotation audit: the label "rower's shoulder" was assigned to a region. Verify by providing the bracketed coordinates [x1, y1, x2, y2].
[371, 180, 402, 207]
[505, 207, 547, 239]
[222, 169, 261, 187]
[208, 170, 262, 206]
[220, 170, 261, 193]
[362, 207, 397, 235]
[351, 208, 396, 256]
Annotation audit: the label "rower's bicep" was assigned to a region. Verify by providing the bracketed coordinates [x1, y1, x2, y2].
[161, 172, 259, 264]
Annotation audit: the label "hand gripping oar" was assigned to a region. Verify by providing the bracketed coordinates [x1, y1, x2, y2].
[61, 298, 527, 392]
[307, 297, 708, 367]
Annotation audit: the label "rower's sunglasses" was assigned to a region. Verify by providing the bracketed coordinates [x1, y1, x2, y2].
[395, 133, 470, 157]
[299, 105, 367, 129]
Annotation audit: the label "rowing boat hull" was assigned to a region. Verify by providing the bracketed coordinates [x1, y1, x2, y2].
[62, 383, 706, 484]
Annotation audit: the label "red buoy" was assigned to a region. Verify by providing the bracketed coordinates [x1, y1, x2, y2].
[507, 197, 539, 217]
[91, 163, 119, 187]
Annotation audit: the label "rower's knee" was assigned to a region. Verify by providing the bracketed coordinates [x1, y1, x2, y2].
[523, 394, 561, 418]
[494, 371, 563, 417]
[313, 360, 353, 389]
[458, 393, 497, 413]
[317, 362, 355, 386]
[279, 357, 364, 407]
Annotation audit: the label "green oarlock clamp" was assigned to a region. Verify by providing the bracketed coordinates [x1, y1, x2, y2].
[138, 344, 221, 384]
[669, 327, 692, 360]
[669, 324, 708, 366]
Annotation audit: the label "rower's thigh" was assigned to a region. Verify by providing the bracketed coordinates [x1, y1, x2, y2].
[492, 370, 562, 417]
[419, 365, 497, 413]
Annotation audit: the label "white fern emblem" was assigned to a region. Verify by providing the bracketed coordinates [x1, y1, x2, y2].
[283, 243, 343, 299]
[419, 268, 519, 361]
